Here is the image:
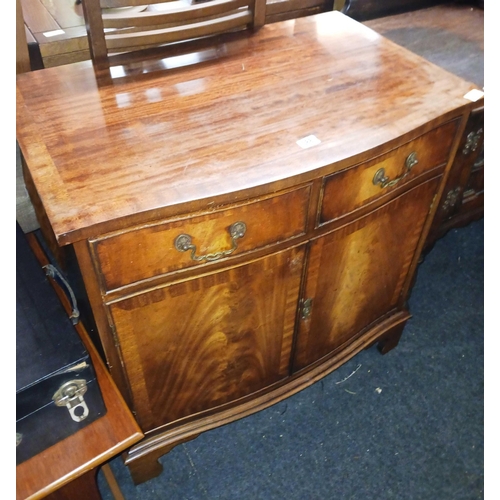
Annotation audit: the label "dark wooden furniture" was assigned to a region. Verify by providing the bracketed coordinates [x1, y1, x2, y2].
[425, 104, 483, 246]
[16, 11, 482, 486]
[16, 223, 109, 467]
[16, 233, 143, 500]
[338, 0, 482, 21]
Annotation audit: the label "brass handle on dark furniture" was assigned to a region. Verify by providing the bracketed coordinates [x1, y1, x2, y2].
[174, 221, 247, 262]
[462, 128, 483, 155]
[301, 298, 313, 320]
[373, 151, 418, 189]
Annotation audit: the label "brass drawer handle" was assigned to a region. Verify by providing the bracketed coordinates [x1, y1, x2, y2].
[174, 221, 247, 262]
[301, 298, 313, 320]
[462, 128, 483, 155]
[373, 151, 418, 189]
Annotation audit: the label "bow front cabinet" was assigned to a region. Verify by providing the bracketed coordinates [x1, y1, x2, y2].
[16, 11, 482, 484]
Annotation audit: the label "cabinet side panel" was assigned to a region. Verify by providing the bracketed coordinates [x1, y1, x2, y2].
[108, 246, 305, 431]
[294, 177, 440, 370]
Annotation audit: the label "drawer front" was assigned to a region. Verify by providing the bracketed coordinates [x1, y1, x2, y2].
[464, 166, 484, 199]
[319, 120, 459, 225]
[92, 186, 310, 291]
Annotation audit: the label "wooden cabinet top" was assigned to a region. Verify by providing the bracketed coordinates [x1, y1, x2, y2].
[16, 11, 480, 246]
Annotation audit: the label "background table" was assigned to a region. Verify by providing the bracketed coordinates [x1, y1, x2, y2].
[16, 233, 143, 500]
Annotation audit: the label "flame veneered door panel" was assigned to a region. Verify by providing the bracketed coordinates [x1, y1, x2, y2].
[108, 245, 305, 431]
[293, 176, 440, 371]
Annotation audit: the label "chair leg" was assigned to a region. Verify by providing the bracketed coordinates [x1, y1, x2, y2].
[102, 463, 126, 500]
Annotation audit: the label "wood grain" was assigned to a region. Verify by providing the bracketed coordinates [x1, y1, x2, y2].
[20, 0, 60, 33]
[16, 235, 143, 500]
[16, 11, 479, 246]
[16, 10, 482, 486]
[108, 246, 305, 430]
[293, 176, 440, 370]
[17, 0, 31, 74]
[124, 310, 411, 484]
[92, 185, 310, 290]
[319, 119, 458, 224]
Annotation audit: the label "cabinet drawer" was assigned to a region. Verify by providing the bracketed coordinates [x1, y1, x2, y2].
[91, 186, 310, 291]
[319, 120, 459, 225]
[464, 165, 484, 198]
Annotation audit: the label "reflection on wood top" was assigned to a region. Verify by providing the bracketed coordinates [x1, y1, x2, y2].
[16, 11, 480, 245]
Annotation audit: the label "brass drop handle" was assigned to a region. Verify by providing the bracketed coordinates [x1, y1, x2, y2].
[373, 151, 418, 189]
[462, 128, 483, 155]
[301, 298, 313, 320]
[174, 221, 247, 262]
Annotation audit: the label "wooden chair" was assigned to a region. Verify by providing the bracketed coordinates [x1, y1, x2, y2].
[81, 0, 266, 69]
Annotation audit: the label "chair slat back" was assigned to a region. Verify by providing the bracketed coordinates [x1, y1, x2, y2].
[81, 0, 266, 67]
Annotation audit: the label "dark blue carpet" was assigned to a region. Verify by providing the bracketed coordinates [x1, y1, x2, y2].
[98, 219, 484, 499]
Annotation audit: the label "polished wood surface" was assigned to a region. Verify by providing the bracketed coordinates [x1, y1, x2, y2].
[92, 185, 309, 291]
[294, 177, 439, 370]
[17, 10, 483, 486]
[16, 236, 143, 500]
[16, 11, 478, 247]
[109, 246, 305, 431]
[362, 3, 484, 247]
[319, 120, 458, 224]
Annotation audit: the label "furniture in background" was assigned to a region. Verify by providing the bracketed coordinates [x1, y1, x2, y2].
[18, 0, 86, 69]
[17, 6, 142, 496]
[425, 104, 483, 248]
[81, 0, 266, 69]
[16, 232, 143, 500]
[18, 0, 333, 69]
[17, 0, 32, 73]
[16, 224, 108, 468]
[16, 10, 482, 485]
[336, 0, 482, 21]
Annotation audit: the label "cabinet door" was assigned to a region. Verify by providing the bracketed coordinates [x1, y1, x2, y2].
[293, 177, 440, 371]
[108, 246, 305, 431]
